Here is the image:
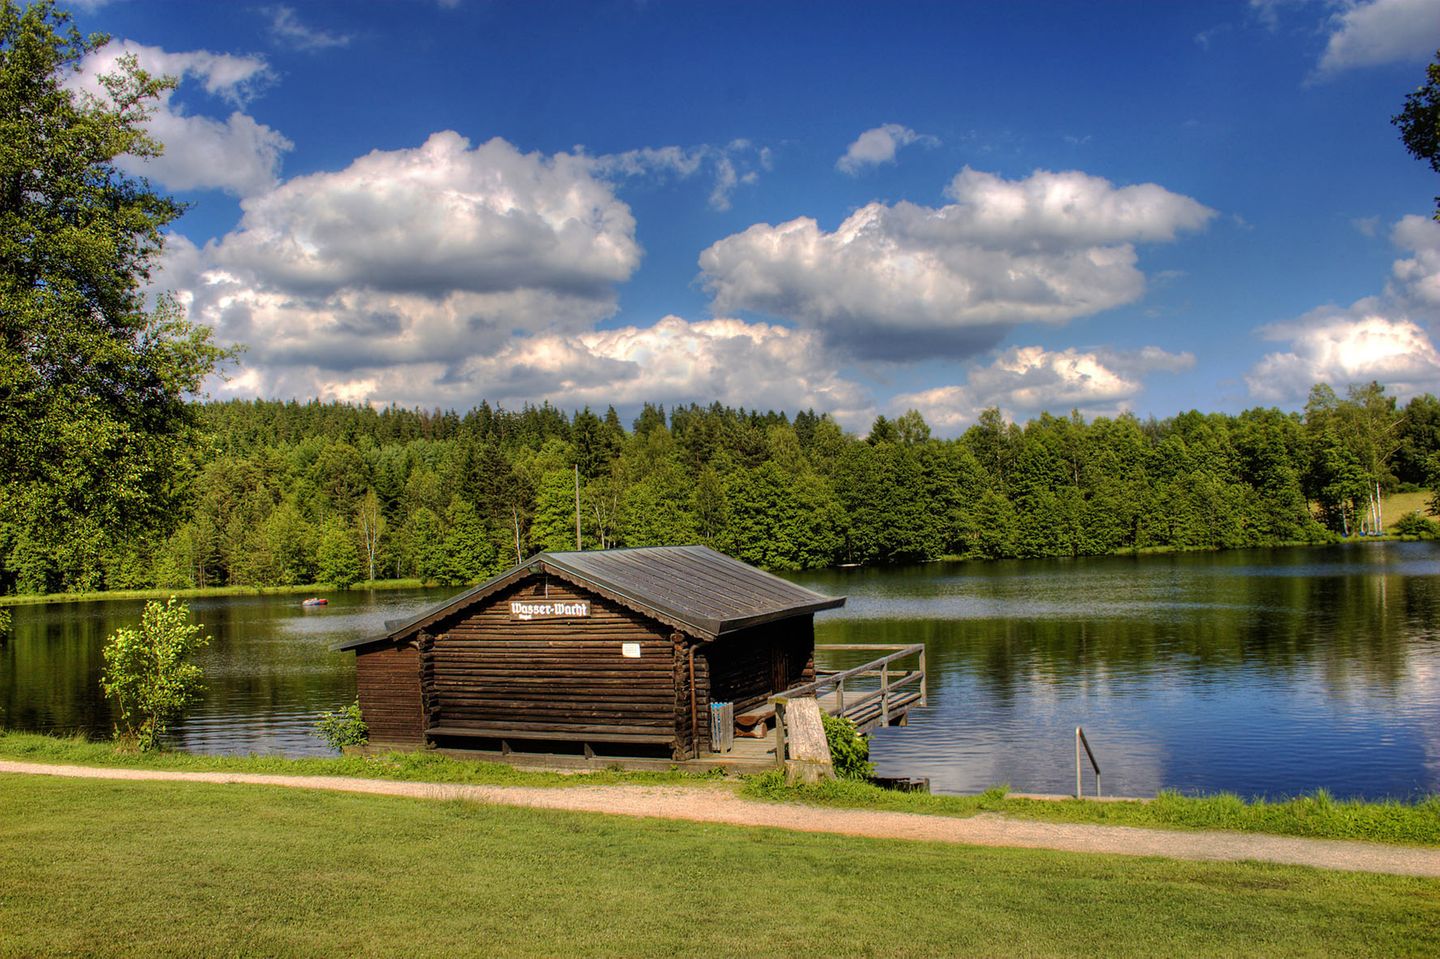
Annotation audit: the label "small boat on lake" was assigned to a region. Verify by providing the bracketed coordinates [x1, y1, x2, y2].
[301, 597, 328, 607]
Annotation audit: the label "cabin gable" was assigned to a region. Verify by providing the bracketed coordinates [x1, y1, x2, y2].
[423, 576, 685, 754]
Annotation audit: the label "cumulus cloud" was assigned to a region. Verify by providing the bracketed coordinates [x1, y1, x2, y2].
[892, 345, 1192, 433]
[154, 129, 870, 418]
[203, 314, 869, 421]
[836, 123, 937, 175]
[699, 166, 1214, 360]
[587, 139, 771, 210]
[1248, 315, 1440, 400]
[1317, 0, 1440, 73]
[156, 133, 664, 403]
[1246, 215, 1440, 401]
[266, 6, 352, 51]
[71, 40, 291, 196]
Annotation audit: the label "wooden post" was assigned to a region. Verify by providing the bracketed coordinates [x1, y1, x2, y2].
[782, 698, 835, 784]
[773, 699, 787, 766]
[918, 647, 927, 707]
[880, 662, 890, 726]
[574, 464, 582, 550]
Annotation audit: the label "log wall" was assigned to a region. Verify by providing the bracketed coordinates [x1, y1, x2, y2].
[703, 617, 816, 717]
[425, 578, 680, 752]
[355, 643, 424, 745]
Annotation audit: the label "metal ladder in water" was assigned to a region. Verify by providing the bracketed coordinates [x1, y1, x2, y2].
[1076, 726, 1102, 798]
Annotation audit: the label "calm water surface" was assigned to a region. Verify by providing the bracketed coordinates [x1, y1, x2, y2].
[3, 542, 1437, 799]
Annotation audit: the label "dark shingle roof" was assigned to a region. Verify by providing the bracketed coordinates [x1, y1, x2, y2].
[335, 545, 844, 651]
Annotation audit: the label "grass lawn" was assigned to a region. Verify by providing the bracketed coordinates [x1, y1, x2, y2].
[3, 733, 1438, 847]
[1384, 490, 1430, 520]
[1, 775, 1437, 958]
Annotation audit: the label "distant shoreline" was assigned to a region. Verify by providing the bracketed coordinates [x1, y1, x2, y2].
[0, 578, 431, 608]
[4, 534, 1434, 608]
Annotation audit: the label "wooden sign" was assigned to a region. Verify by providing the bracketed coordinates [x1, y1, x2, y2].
[509, 600, 590, 621]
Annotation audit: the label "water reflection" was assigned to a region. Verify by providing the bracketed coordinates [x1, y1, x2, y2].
[0, 588, 459, 756]
[790, 543, 1440, 799]
[3, 543, 1437, 798]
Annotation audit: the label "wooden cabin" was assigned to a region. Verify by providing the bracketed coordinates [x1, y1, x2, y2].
[337, 545, 845, 761]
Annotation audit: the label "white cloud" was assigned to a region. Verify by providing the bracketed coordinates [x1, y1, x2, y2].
[893, 345, 1192, 433]
[1318, 0, 1440, 73]
[699, 166, 1214, 360]
[202, 314, 870, 423]
[211, 132, 638, 299]
[1390, 214, 1440, 308]
[587, 139, 769, 211]
[71, 40, 290, 196]
[158, 133, 655, 402]
[266, 6, 352, 51]
[1248, 314, 1440, 400]
[1246, 215, 1440, 401]
[836, 123, 937, 175]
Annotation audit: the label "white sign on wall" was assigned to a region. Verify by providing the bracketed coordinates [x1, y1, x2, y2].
[621, 642, 641, 658]
[510, 600, 591, 621]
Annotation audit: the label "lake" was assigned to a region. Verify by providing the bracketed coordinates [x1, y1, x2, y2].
[3, 541, 1437, 799]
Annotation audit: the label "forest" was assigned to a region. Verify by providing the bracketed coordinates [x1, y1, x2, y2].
[2, 380, 1437, 596]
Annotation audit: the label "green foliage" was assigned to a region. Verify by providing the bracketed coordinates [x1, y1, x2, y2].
[437, 496, 496, 586]
[530, 469, 579, 552]
[4, 375, 1440, 593]
[1393, 512, 1439, 539]
[1394, 48, 1440, 218]
[99, 598, 209, 751]
[0, 2, 231, 593]
[821, 713, 873, 780]
[0, 605, 9, 640]
[314, 700, 368, 750]
[315, 519, 358, 588]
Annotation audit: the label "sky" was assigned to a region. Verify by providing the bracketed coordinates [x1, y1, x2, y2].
[59, 0, 1440, 434]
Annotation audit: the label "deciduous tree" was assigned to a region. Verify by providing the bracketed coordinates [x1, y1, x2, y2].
[1394, 48, 1440, 218]
[1, 1, 229, 591]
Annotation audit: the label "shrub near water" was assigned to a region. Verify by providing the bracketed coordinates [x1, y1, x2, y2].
[821, 713, 873, 780]
[315, 700, 368, 750]
[100, 598, 210, 751]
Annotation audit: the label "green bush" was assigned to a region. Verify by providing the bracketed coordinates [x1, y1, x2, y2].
[100, 598, 210, 751]
[316, 700, 369, 750]
[1393, 513, 1439, 539]
[822, 713, 873, 780]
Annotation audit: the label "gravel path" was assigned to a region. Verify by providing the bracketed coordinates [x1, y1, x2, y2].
[4, 760, 1438, 878]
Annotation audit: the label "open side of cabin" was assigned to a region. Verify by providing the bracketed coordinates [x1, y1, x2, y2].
[337, 545, 844, 763]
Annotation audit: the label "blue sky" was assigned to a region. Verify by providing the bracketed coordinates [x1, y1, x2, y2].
[66, 0, 1440, 433]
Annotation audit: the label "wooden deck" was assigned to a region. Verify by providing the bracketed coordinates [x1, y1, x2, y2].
[701, 643, 927, 767]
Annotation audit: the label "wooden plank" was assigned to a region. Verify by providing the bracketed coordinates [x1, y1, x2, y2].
[427, 723, 675, 744]
[781, 697, 834, 784]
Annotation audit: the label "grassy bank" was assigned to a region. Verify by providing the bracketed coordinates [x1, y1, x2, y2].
[2, 775, 1436, 958]
[740, 772, 1440, 846]
[4, 732, 1437, 846]
[0, 577, 433, 608]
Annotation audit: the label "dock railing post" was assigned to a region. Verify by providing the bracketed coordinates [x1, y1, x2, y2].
[918, 647, 927, 707]
[773, 698, 788, 766]
[1075, 727, 1082, 799]
[880, 662, 890, 726]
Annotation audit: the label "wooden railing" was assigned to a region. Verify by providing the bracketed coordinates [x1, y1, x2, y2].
[770, 643, 926, 763]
